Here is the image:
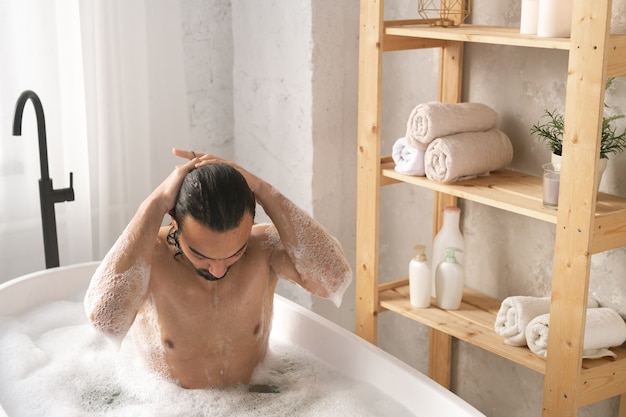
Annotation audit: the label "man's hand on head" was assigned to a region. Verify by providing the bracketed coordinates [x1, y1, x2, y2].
[172, 148, 263, 194]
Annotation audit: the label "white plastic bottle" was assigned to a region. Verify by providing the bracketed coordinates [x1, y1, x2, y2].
[435, 247, 464, 310]
[409, 245, 431, 308]
[431, 206, 464, 297]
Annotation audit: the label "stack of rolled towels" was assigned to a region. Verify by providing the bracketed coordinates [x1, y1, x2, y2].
[494, 295, 626, 359]
[392, 101, 514, 182]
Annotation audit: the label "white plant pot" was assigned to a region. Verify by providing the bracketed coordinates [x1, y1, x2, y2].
[551, 153, 562, 171]
[551, 153, 607, 193]
[597, 158, 608, 193]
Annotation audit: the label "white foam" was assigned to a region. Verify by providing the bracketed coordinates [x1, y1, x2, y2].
[0, 298, 415, 417]
[261, 191, 353, 306]
[84, 234, 152, 343]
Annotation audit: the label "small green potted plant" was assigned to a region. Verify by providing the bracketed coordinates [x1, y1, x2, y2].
[530, 78, 626, 163]
[531, 78, 626, 194]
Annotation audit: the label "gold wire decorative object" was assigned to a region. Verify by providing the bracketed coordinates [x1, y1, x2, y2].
[418, 0, 471, 27]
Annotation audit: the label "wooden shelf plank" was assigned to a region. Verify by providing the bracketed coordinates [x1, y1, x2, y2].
[384, 23, 571, 50]
[383, 22, 626, 77]
[579, 353, 626, 406]
[607, 36, 626, 77]
[592, 200, 626, 253]
[381, 161, 557, 223]
[382, 160, 626, 251]
[378, 279, 626, 405]
[379, 280, 548, 373]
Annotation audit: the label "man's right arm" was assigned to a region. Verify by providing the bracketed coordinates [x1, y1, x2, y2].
[84, 156, 198, 342]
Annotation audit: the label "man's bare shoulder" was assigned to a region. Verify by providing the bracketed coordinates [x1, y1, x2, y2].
[251, 222, 281, 251]
[151, 226, 178, 266]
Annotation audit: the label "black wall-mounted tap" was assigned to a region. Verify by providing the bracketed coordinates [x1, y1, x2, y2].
[12, 90, 75, 269]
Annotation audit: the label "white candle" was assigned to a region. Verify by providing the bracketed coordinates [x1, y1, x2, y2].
[520, 0, 540, 34]
[537, 0, 573, 38]
[542, 163, 560, 209]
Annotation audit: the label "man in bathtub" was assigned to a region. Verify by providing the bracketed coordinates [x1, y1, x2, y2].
[84, 149, 352, 390]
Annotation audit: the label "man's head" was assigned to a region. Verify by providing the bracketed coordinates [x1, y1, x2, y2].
[169, 163, 256, 280]
[172, 163, 256, 232]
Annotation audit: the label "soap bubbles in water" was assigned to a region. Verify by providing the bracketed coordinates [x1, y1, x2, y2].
[0, 298, 414, 417]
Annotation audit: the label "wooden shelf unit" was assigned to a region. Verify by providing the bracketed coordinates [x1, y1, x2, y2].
[382, 158, 626, 254]
[378, 280, 626, 408]
[355, 2, 626, 416]
[381, 22, 626, 77]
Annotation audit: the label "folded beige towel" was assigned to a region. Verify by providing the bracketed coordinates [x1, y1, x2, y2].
[405, 102, 499, 149]
[526, 308, 626, 359]
[424, 129, 513, 182]
[495, 296, 599, 347]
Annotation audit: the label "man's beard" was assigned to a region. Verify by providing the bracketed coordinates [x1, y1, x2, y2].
[167, 226, 232, 282]
[195, 266, 231, 281]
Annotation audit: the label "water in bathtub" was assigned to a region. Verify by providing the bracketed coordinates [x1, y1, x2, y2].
[0, 297, 416, 417]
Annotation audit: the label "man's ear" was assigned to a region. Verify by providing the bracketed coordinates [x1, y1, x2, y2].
[170, 214, 178, 230]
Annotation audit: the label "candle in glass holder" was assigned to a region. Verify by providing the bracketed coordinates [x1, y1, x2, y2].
[542, 163, 560, 209]
[537, 0, 572, 37]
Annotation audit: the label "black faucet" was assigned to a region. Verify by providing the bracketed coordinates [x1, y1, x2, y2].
[12, 90, 75, 269]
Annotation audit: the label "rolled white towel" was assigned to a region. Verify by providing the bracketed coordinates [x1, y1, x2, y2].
[424, 129, 514, 183]
[494, 296, 599, 347]
[392, 137, 426, 176]
[525, 308, 626, 359]
[405, 101, 499, 148]
[495, 296, 551, 346]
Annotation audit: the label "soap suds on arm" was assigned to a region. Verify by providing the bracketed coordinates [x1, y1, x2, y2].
[259, 185, 352, 307]
[84, 232, 152, 345]
[84, 186, 172, 344]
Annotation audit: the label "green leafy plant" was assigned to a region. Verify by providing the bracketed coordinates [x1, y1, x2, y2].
[530, 78, 626, 159]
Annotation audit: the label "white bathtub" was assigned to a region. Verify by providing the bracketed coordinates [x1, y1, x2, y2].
[0, 262, 485, 417]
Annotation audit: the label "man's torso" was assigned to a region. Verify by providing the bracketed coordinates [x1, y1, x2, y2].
[131, 224, 278, 389]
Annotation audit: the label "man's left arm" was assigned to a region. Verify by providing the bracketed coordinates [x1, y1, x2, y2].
[173, 149, 352, 306]
[255, 181, 352, 306]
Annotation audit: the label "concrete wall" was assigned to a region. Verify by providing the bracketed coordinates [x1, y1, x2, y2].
[180, 1, 626, 416]
[181, 0, 234, 159]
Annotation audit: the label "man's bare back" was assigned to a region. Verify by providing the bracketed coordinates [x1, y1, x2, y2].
[84, 150, 351, 389]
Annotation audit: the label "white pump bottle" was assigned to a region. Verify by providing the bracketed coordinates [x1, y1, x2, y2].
[435, 247, 464, 310]
[431, 206, 464, 297]
[409, 245, 431, 308]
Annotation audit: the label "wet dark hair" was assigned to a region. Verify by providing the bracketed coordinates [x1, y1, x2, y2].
[170, 163, 256, 233]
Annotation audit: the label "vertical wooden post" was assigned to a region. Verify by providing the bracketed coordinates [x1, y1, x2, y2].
[355, 0, 384, 344]
[541, 0, 611, 415]
[428, 33, 464, 387]
[429, 328, 453, 387]
[439, 42, 464, 104]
